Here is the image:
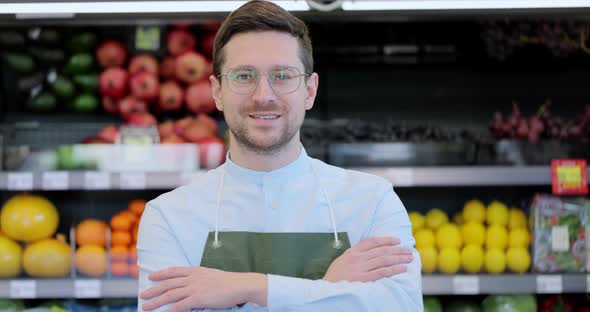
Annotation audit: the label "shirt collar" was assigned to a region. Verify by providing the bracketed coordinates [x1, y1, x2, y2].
[223, 145, 311, 184]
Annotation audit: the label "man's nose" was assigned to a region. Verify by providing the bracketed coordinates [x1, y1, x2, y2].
[251, 75, 277, 103]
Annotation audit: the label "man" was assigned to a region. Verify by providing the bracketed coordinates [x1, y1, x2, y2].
[137, 1, 422, 311]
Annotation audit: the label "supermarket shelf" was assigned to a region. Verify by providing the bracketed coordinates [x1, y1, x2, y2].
[0, 166, 587, 190]
[0, 274, 587, 298]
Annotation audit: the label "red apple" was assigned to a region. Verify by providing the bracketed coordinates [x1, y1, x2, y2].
[161, 133, 187, 144]
[158, 120, 175, 137]
[183, 120, 213, 142]
[196, 113, 218, 134]
[101, 96, 119, 114]
[197, 136, 226, 169]
[127, 112, 158, 126]
[128, 54, 159, 75]
[175, 51, 207, 84]
[167, 28, 196, 56]
[201, 32, 215, 59]
[81, 136, 110, 144]
[130, 72, 160, 101]
[97, 125, 120, 143]
[174, 116, 194, 136]
[118, 96, 148, 120]
[96, 40, 127, 68]
[158, 81, 184, 112]
[99, 67, 128, 98]
[159, 56, 177, 80]
[185, 80, 216, 114]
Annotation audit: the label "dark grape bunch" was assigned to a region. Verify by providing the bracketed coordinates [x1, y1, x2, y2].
[482, 19, 589, 60]
[489, 101, 590, 143]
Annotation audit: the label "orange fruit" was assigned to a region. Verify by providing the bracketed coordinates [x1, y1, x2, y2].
[129, 264, 139, 278]
[129, 199, 146, 216]
[110, 245, 129, 262]
[132, 223, 139, 243]
[75, 245, 107, 277]
[110, 261, 129, 277]
[110, 214, 132, 232]
[129, 245, 138, 263]
[118, 210, 138, 225]
[111, 231, 131, 246]
[76, 219, 107, 247]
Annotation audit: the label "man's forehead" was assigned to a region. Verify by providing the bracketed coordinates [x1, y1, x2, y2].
[222, 31, 304, 70]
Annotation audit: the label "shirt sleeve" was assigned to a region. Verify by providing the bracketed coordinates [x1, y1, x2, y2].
[266, 185, 423, 312]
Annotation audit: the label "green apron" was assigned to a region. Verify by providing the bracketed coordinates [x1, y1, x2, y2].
[200, 231, 351, 280]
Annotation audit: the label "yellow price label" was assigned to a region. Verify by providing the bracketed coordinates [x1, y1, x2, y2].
[556, 166, 582, 184]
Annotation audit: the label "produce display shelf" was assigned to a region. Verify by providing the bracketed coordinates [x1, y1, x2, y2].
[0, 274, 587, 298]
[0, 166, 585, 190]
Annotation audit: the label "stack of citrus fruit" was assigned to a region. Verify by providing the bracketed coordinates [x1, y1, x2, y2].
[109, 199, 145, 278]
[410, 199, 531, 274]
[75, 219, 108, 277]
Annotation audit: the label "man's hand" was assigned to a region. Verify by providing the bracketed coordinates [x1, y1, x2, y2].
[140, 267, 268, 312]
[323, 237, 413, 282]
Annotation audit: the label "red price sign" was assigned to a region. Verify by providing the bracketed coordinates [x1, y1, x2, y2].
[551, 159, 588, 195]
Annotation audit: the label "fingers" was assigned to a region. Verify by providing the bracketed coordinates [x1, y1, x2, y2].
[363, 254, 414, 272]
[353, 237, 401, 252]
[148, 267, 192, 281]
[362, 246, 413, 261]
[140, 277, 187, 300]
[359, 265, 408, 282]
[142, 288, 188, 311]
[165, 297, 192, 312]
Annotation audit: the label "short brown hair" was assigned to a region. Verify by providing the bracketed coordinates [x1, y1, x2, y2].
[212, 0, 313, 78]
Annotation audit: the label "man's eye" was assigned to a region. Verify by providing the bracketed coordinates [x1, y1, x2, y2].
[273, 73, 292, 80]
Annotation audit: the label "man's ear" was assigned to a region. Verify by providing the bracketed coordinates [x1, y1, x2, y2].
[304, 73, 319, 110]
[211, 75, 223, 111]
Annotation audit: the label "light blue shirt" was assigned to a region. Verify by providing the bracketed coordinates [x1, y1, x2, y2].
[137, 147, 423, 311]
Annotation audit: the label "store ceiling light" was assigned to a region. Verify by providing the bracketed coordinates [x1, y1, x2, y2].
[1, 1, 309, 14]
[341, 0, 590, 11]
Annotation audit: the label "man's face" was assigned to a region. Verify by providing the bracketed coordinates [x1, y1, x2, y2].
[211, 31, 319, 155]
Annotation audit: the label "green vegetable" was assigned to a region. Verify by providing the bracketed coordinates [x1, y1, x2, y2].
[3, 53, 35, 73]
[38, 28, 61, 44]
[68, 32, 97, 52]
[29, 91, 57, 112]
[482, 295, 536, 312]
[28, 46, 65, 64]
[73, 73, 99, 91]
[63, 53, 93, 75]
[50, 75, 75, 98]
[0, 31, 25, 47]
[423, 296, 442, 312]
[56, 145, 78, 170]
[447, 300, 481, 312]
[0, 299, 24, 311]
[71, 93, 98, 113]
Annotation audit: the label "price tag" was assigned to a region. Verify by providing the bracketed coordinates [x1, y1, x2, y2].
[135, 26, 161, 51]
[7, 173, 33, 190]
[10, 280, 36, 298]
[120, 172, 146, 189]
[42, 172, 69, 190]
[74, 280, 101, 298]
[452, 276, 479, 294]
[537, 275, 563, 293]
[84, 172, 111, 190]
[551, 159, 588, 195]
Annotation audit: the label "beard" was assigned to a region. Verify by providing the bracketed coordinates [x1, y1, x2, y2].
[225, 109, 304, 156]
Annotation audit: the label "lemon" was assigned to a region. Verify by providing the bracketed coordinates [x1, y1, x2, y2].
[486, 225, 508, 250]
[506, 247, 531, 274]
[417, 246, 437, 273]
[461, 221, 486, 246]
[438, 247, 461, 274]
[487, 201, 509, 226]
[415, 229, 435, 248]
[461, 244, 484, 273]
[484, 248, 506, 274]
[409, 212, 425, 232]
[426, 209, 448, 230]
[508, 228, 530, 248]
[463, 199, 486, 223]
[436, 223, 462, 249]
[508, 208, 527, 230]
[452, 211, 464, 225]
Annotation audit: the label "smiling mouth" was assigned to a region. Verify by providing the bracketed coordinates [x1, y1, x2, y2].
[249, 114, 281, 120]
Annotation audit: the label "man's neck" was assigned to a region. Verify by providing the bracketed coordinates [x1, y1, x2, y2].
[228, 137, 302, 172]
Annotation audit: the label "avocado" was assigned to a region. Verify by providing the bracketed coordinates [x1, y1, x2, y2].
[29, 91, 57, 112]
[3, 53, 35, 74]
[50, 75, 75, 98]
[73, 73, 99, 92]
[38, 28, 61, 45]
[71, 93, 98, 113]
[28, 46, 65, 64]
[0, 31, 25, 47]
[68, 32, 97, 53]
[63, 53, 93, 75]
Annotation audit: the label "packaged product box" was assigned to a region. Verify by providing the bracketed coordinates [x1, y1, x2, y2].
[532, 194, 588, 272]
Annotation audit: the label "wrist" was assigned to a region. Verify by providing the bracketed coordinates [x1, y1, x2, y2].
[241, 273, 267, 307]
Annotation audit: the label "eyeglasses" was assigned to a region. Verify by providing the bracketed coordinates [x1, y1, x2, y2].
[218, 66, 310, 95]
